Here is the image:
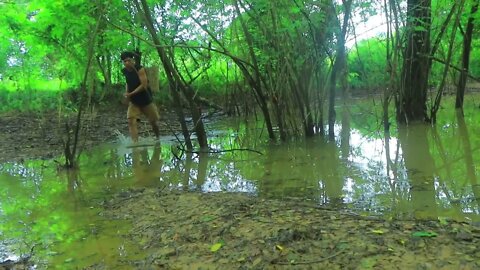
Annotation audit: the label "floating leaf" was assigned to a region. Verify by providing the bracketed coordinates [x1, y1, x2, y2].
[412, 231, 437, 237]
[210, 242, 223, 252]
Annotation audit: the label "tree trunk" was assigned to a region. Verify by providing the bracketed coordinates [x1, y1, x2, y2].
[398, 0, 431, 124]
[233, 0, 276, 140]
[456, 0, 479, 109]
[383, 0, 402, 131]
[136, 0, 207, 149]
[328, 0, 351, 139]
[96, 55, 112, 98]
[430, 0, 465, 123]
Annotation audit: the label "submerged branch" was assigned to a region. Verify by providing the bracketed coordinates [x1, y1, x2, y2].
[177, 146, 263, 155]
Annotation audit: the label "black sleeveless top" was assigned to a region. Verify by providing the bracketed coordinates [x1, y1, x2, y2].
[122, 65, 152, 106]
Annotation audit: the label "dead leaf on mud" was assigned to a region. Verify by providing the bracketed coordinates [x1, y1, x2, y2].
[93, 189, 480, 269]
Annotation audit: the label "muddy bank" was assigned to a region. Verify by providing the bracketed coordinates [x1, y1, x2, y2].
[95, 188, 480, 269]
[0, 105, 177, 164]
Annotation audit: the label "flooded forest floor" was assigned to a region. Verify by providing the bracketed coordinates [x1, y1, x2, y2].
[1, 107, 480, 269]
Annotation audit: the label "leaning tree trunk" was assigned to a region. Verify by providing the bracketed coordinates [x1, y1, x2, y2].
[136, 0, 207, 149]
[383, 0, 402, 131]
[456, 0, 479, 109]
[233, 0, 276, 140]
[398, 0, 431, 124]
[64, 6, 103, 168]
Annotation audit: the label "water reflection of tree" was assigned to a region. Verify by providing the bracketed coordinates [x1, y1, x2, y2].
[398, 124, 438, 220]
[425, 111, 480, 218]
[321, 141, 344, 205]
[430, 125, 456, 201]
[179, 152, 209, 191]
[181, 153, 193, 191]
[383, 130, 403, 213]
[106, 149, 123, 181]
[259, 143, 311, 199]
[196, 153, 208, 190]
[456, 111, 480, 213]
[340, 102, 351, 160]
[65, 170, 84, 209]
[430, 119, 466, 219]
[258, 138, 345, 205]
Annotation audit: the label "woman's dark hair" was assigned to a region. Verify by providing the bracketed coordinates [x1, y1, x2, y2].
[120, 51, 135, 60]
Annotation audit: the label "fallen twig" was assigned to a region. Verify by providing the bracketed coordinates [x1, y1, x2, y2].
[177, 146, 263, 155]
[272, 249, 344, 265]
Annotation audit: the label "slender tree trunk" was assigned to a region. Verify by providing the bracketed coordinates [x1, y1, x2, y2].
[233, 0, 276, 140]
[383, 0, 402, 131]
[136, 0, 207, 149]
[456, 0, 479, 109]
[96, 55, 111, 99]
[106, 52, 112, 90]
[430, 0, 465, 122]
[398, 0, 431, 124]
[285, 57, 314, 137]
[64, 6, 103, 168]
[328, 60, 339, 139]
[328, 0, 351, 139]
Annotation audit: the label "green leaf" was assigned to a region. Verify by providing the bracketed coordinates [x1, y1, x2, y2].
[290, 7, 301, 14]
[201, 215, 216, 222]
[412, 231, 437, 238]
[210, 242, 223, 252]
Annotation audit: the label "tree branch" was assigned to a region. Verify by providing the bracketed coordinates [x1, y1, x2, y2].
[106, 19, 253, 67]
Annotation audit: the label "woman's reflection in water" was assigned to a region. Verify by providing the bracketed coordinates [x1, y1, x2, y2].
[131, 143, 163, 187]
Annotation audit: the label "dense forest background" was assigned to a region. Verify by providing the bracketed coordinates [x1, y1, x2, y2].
[1, 0, 479, 147]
